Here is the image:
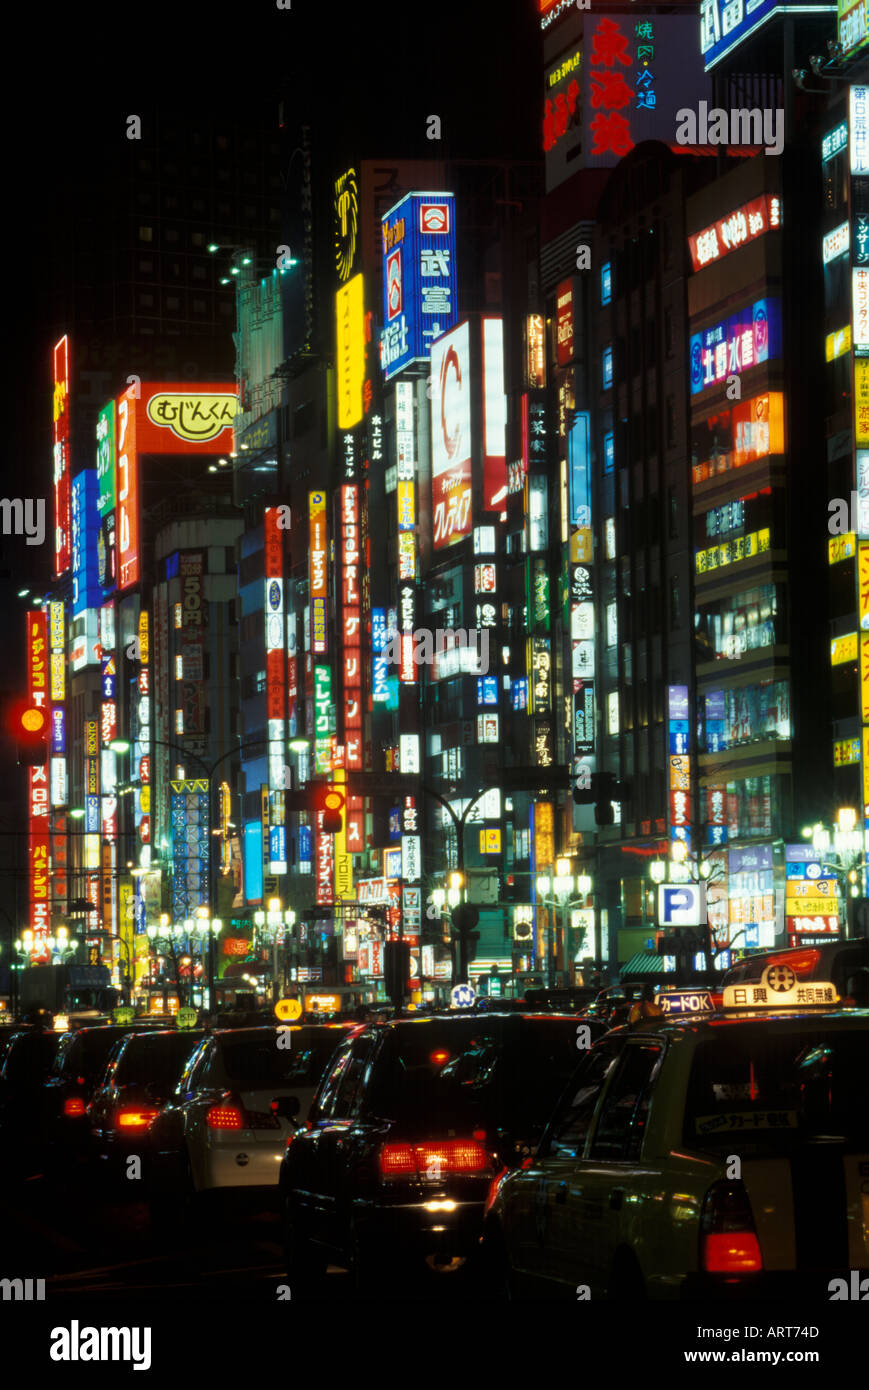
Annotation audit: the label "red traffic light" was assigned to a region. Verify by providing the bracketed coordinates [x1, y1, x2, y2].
[317, 786, 345, 834]
[8, 698, 48, 766]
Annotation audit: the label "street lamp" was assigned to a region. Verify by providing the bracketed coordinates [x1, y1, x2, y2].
[253, 899, 297, 1003]
[536, 861, 592, 989]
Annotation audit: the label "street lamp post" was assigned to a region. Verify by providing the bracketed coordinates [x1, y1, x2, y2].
[253, 900, 297, 1005]
[535, 860, 592, 989]
[112, 735, 269, 1011]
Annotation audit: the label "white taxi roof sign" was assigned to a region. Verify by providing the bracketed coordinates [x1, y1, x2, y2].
[722, 971, 840, 1010]
[656, 990, 716, 1016]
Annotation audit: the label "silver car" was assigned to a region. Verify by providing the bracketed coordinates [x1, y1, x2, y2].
[148, 1023, 356, 1221]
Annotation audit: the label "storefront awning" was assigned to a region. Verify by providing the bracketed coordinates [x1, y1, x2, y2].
[619, 952, 668, 977]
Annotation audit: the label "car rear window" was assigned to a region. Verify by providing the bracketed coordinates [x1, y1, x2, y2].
[683, 1025, 869, 1148]
[1, 1033, 59, 1082]
[114, 1032, 204, 1086]
[219, 1028, 350, 1088]
[52, 1029, 129, 1080]
[368, 1018, 579, 1137]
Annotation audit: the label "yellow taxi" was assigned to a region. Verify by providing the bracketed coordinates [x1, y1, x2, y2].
[482, 970, 869, 1299]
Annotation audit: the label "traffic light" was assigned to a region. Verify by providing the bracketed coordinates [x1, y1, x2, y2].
[316, 786, 345, 834]
[451, 903, 481, 967]
[573, 770, 623, 825]
[383, 939, 410, 1004]
[8, 697, 48, 767]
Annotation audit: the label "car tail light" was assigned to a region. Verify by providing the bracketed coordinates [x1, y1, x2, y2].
[206, 1100, 246, 1131]
[115, 1108, 160, 1130]
[63, 1096, 85, 1117]
[379, 1139, 493, 1180]
[430, 1050, 450, 1066]
[700, 1182, 763, 1274]
[380, 1143, 418, 1177]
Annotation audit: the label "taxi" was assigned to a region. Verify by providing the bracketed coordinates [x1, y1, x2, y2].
[482, 970, 869, 1299]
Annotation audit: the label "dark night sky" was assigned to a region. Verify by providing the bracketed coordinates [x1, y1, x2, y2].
[0, 0, 542, 695]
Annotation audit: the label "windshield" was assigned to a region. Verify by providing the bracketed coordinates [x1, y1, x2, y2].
[683, 1025, 869, 1149]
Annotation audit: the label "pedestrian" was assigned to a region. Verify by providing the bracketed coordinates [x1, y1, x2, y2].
[629, 982, 663, 1024]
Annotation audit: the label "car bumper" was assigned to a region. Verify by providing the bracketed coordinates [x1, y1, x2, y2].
[200, 1139, 286, 1191]
[679, 1269, 862, 1300]
[353, 1198, 486, 1259]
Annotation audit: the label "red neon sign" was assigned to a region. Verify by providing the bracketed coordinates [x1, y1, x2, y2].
[53, 337, 72, 578]
[117, 389, 140, 590]
[27, 611, 50, 953]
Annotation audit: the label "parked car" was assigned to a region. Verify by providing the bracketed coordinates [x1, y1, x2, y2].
[483, 993, 869, 1299]
[279, 1011, 584, 1292]
[721, 938, 869, 1001]
[88, 1029, 205, 1177]
[40, 1024, 150, 1160]
[148, 1023, 356, 1226]
[0, 1029, 61, 1170]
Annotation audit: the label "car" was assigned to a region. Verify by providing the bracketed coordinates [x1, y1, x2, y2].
[0, 1029, 61, 1172]
[40, 1024, 150, 1161]
[482, 979, 869, 1300]
[721, 938, 869, 1001]
[147, 1023, 356, 1225]
[87, 1028, 205, 1177]
[279, 1010, 586, 1293]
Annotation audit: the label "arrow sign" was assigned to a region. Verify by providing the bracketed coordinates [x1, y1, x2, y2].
[659, 883, 706, 927]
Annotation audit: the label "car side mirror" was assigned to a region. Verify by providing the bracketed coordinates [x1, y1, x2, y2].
[271, 1094, 300, 1121]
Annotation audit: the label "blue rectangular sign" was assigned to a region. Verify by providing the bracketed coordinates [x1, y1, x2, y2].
[381, 193, 457, 381]
[690, 299, 781, 395]
[72, 470, 103, 616]
[568, 414, 591, 527]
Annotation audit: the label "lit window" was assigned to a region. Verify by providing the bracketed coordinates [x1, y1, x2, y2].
[138, 226, 153, 242]
[605, 517, 616, 559]
[601, 262, 612, 305]
[607, 602, 618, 647]
[175, 709, 184, 734]
[607, 691, 619, 735]
[604, 431, 615, 474]
[175, 656, 184, 680]
[174, 603, 183, 629]
[603, 346, 614, 390]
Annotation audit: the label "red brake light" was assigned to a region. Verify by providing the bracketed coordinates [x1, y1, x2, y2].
[701, 1182, 763, 1274]
[430, 1049, 450, 1066]
[115, 1108, 160, 1130]
[380, 1143, 417, 1177]
[206, 1103, 245, 1130]
[63, 1096, 85, 1117]
[379, 1140, 492, 1179]
[703, 1232, 763, 1273]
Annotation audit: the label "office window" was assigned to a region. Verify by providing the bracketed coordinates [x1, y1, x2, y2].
[191, 232, 206, 248]
[603, 346, 614, 390]
[601, 261, 612, 305]
[139, 292, 154, 308]
[604, 430, 615, 474]
[138, 226, 153, 242]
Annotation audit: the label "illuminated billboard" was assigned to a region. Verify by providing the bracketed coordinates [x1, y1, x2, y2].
[341, 484, 362, 770]
[116, 389, 140, 591]
[336, 273, 365, 429]
[170, 779, 210, 920]
[839, 0, 869, 56]
[700, 0, 835, 71]
[853, 86, 869, 176]
[309, 491, 328, 655]
[482, 317, 507, 512]
[544, 14, 710, 185]
[380, 192, 457, 381]
[71, 470, 102, 615]
[689, 299, 781, 394]
[688, 195, 782, 272]
[52, 336, 71, 578]
[430, 321, 472, 548]
[95, 401, 117, 597]
[27, 610, 50, 950]
[136, 384, 238, 453]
